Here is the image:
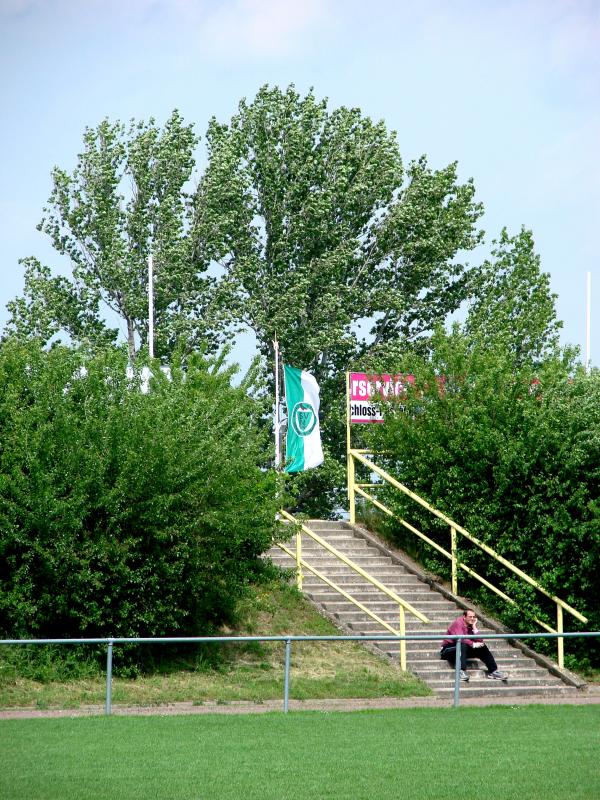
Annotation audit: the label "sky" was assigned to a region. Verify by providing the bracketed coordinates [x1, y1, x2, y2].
[1, 0, 599, 368]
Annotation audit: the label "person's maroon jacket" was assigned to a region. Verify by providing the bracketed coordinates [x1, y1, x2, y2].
[441, 616, 483, 648]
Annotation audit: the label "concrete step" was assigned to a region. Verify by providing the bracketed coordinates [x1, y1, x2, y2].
[344, 620, 460, 632]
[407, 669, 560, 685]
[303, 579, 426, 592]
[406, 658, 562, 675]
[319, 600, 453, 613]
[423, 673, 566, 689]
[306, 583, 431, 594]
[308, 590, 437, 603]
[273, 555, 395, 567]
[300, 569, 422, 580]
[410, 650, 529, 660]
[282, 532, 370, 543]
[271, 553, 414, 572]
[299, 569, 420, 581]
[422, 675, 567, 689]
[309, 585, 442, 597]
[306, 520, 354, 529]
[346, 634, 527, 651]
[391, 648, 537, 665]
[270, 542, 373, 556]
[435, 684, 579, 698]
[389, 660, 559, 680]
[312, 598, 448, 611]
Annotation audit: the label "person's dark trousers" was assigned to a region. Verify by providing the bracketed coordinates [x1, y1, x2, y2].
[440, 643, 498, 673]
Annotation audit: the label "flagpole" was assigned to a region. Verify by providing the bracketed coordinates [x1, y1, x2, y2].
[346, 371, 355, 524]
[586, 271, 591, 374]
[274, 339, 281, 468]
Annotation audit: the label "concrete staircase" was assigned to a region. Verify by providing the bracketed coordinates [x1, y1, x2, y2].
[268, 520, 584, 699]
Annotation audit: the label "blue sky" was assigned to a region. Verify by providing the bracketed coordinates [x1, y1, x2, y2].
[1, 0, 599, 368]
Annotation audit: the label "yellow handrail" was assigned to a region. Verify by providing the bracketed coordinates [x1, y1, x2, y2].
[277, 509, 429, 670]
[348, 448, 588, 668]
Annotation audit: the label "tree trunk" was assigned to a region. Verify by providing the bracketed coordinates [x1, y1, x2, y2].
[127, 318, 136, 363]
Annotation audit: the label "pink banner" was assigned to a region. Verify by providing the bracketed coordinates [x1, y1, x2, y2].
[349, 372, 414, 423]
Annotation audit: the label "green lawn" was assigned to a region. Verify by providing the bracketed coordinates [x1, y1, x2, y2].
[1, 705, 598, 799]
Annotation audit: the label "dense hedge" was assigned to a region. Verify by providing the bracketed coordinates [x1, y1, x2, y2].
[365, 332, 600, 667]
[0, 342, 281, 653]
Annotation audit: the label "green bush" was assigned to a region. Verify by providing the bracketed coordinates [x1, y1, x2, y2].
[0, 341, 282, 663]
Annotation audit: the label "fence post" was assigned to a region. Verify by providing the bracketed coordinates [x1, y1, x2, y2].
[105, 640, 113, 716]
[450, 527, 457, 595]
[283, 638, 292, 713]
[453, 636, 462, 708]
[557, 604, 564, 668]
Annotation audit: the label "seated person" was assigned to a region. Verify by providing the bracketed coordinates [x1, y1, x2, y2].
[441, 609, 507, 682]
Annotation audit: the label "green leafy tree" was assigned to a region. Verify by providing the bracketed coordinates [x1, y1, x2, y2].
[5, 258, 117, 349]
[193, 84, 484, 510]
[194, 84, 483, 368]
[465, 227, 562, 365]
[6, 112, 212, 361]
[0, 340, 282, 660]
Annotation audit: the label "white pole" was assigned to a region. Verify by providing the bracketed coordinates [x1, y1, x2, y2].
[148, 253, 154, 359]
[586, 271, 591, 374]
[274, 339, 281, 467]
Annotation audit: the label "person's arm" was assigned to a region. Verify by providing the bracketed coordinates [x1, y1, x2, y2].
[471, 621, 484, 646]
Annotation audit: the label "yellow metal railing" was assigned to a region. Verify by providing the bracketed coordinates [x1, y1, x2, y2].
[277, 509, 429, 670]
[348, 449, 588, 669]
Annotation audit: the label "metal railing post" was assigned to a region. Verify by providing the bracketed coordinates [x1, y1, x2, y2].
[399, 606, 406, 671]
[557, 604, 564, 669]
[453, 637, 462, 708]
[346, 372, 356, 524]
[348, 451, 356, 524]
[283, 638, 292, 713]
[450, 527, 458, 595]
[105, 640, 113, 716]
[295, 531, 303, 591]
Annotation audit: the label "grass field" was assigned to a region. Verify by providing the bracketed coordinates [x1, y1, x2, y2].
[1, 705, 598, 800]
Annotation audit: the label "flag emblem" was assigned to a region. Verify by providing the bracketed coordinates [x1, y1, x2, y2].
[290, 401, 317, 437]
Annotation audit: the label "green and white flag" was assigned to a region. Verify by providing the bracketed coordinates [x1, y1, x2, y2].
[284, 365, 324, 473]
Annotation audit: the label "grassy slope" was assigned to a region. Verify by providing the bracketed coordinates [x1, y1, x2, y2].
[1, 706, 599, 799]
[0, 581, 431, 709]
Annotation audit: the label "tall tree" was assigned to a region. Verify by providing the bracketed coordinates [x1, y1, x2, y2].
[6, 111, 212, 361]
[192, 85, 484, 511]
[194, 85, 484, 373]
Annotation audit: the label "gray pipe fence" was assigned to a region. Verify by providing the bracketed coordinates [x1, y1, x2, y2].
[1, 631, 598, 712]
